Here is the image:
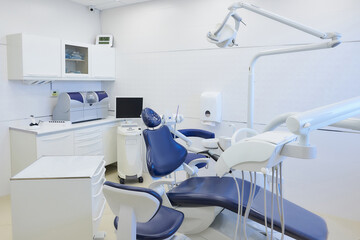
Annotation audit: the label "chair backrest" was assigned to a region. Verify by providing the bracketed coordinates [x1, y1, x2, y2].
[103, 181, 162, 223]
[143, 125, 187, 177]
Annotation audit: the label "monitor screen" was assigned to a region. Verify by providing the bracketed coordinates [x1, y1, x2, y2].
[115, 97, 143, 118]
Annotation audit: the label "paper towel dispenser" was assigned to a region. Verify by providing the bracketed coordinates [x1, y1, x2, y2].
[200, 92, 222, 126]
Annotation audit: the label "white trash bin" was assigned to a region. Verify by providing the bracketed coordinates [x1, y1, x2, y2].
[117, 125, 143, 184]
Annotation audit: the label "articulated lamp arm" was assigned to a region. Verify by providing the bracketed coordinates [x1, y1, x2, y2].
[207, 2, 341, 130]
[229, 2, 340, 40]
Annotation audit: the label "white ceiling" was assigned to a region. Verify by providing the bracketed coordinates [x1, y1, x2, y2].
[70, 0, 152, 10]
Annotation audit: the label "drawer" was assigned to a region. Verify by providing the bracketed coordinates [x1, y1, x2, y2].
[74, 139, 103, 155]
[74, 127, 103, 138]
[92, 196, 106, 236]
[92, 166, 106, 186]
[74, 131, 102, 142]
[37, 132, 74, 157]
[92, 182, 105, 210]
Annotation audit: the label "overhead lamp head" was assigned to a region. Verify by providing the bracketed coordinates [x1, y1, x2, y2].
[207, 12, 243, 48]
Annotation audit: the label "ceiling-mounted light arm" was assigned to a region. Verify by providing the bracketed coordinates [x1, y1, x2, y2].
[207, 2, 342, 131]
[229, 2, 340, 41]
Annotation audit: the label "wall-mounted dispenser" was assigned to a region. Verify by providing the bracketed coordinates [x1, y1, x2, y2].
[200, 92, 222, 126]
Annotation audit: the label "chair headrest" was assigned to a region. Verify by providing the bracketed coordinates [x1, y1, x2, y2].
[142, 108, 162, 128]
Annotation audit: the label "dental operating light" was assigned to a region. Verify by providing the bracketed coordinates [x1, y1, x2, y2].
[207, 2, 342, 130]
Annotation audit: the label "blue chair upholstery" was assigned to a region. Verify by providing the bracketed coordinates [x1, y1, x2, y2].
[114, 206, 184, 240]
[167, 177, 327, 240]
[143, 126, 187, 177]
[142, 108, 162, 128]
[142, 108, 212, 170]
[104, 181, 184, 240]
[178, 129, 215, 139]
[184, 153, 208, 169]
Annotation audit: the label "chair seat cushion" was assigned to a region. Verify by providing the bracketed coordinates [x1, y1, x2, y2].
[114, 205, 184, 240]
[167, 176, 327, 240]
[184, 153, 208, 169]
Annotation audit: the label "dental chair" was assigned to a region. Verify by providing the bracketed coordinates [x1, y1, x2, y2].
[142, 108, 217, 174]
[141, 108, 328, 240]
[103, 181, 184, 240]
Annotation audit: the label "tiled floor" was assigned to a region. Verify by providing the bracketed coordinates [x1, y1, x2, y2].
[1, 164, 359, 240]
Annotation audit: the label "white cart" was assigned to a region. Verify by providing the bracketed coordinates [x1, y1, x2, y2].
[117, 123, 143, 184]
[11, 156, 106, 240]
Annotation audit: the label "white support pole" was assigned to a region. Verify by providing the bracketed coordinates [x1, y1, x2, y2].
[117, 207, 137, 240]
[247, 41, 339, 129]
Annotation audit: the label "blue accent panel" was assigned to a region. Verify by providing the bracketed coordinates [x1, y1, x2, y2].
[167, 177, 327, 240]
[178, 129, 215, 139]
[67, 92, 83, 103]
[142, 108, 162, 128]
[143, 126, 187, 177]
[114, 206, 184, 240]
[95, 91, 108, 102]
[185, 153, 207, 169]
[104, 181, 162, 204]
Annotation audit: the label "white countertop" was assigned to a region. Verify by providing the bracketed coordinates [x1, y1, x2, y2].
[11, 156, 105, 180]
[9, 116, 121, 135]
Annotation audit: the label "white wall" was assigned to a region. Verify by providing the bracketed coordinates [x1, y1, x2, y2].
[0, 0, 102, 196]
[101, 0, 360, 221]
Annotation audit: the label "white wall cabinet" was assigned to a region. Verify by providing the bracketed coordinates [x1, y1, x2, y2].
[10, 119, 120, 176]
[7, 33, 61, 81]
[6, 33, 116, 83]
[11, 156, 106, 240]
[92, 45, 116, 79]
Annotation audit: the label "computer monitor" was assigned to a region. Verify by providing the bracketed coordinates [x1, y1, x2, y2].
[115, 97, 143, 118]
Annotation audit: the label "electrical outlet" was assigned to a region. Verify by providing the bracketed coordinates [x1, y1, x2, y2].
[51, 90, 58, 97]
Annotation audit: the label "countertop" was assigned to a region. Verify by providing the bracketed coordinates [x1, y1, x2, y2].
[11, 156, 104, 180]
[9, 116, 122, 136]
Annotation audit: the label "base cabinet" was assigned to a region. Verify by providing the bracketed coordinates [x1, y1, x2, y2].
[11, 156, 106, 240]
[10, 120, 119, 176]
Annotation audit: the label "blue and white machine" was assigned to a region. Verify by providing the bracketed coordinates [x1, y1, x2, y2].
[53, 91, 109, 123]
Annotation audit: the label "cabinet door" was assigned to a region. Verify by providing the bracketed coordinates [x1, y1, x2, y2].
[91, 46, 116, 79]
[102, 123, 118, 165]
[22, 34, 61, 78]
[37, 132, 74, 158]
[62, 41, 91, 78]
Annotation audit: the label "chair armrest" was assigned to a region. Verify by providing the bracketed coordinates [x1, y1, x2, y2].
[182, 163, 199, 177]
[187, 158, 209, 169]
[148, 179, 176, 196]
[178, 129, 215, 139]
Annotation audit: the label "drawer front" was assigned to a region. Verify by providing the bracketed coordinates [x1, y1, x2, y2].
[74, 139, 103, 155]
[74, 127, 104, 156]
[74, 126, 103, 139]
[37, 132, 74, 157]
[92, 197, 106, 236]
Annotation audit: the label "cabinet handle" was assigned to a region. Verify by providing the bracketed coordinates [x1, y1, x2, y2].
[75, 133, 102, 142]
[93, 172, 105, 186]
[93, 160, 106, 177]
[93, 179, 105, 197]
[76, 140, 102, 148]
[40, 134, 71, 141]
[75, 128, 102, 135]
[24, 73, 60, 77]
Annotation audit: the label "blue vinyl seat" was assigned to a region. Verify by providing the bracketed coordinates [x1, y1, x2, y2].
[141, 108, 328, 240]
[167, 177, 327, 240]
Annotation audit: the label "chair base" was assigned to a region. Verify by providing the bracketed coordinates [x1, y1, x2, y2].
[187, 209, 286, 240]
